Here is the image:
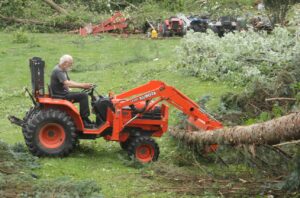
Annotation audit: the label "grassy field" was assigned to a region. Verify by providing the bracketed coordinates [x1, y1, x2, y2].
[0, 32, 239, 197]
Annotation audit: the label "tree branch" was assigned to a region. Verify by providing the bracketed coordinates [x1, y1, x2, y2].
[265, 97, 296, 102]
[42, 0, 68, 15]
[273, 140, 300, 147]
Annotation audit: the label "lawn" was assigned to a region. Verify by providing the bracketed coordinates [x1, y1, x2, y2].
[0, 32, 238, 197]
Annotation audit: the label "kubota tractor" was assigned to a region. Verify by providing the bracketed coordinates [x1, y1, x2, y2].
[9, 57, 222, 163]
[160, 17, 186, 37]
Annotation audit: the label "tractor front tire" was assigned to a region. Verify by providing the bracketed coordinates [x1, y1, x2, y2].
[120, 137, 132, 150]
[127, 136, 159, 163]
[24, 109, 77, 157]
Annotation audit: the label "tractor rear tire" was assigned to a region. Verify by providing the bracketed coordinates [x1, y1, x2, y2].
[22, 107, 38, 136]
[24, 109, 77, 157]
[127, 136, 159, 163]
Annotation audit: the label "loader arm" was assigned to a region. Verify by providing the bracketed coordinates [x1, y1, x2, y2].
[159, 85, 223, 130]
[110, 80, 222, 140]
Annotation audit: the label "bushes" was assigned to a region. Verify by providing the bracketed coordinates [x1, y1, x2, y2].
[175, 28, 300, 123]
[265, 0, 300, 25]
[12, 29, 29, 43]
[0, 0, 257, 32]
[218, 73, 298, 124]
[0, 1, 103, 32]
[282, 149, 300, 191]
[175, 28, 299, 86]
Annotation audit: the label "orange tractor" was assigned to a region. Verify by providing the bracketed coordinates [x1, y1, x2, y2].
[9, 57, 222, 163]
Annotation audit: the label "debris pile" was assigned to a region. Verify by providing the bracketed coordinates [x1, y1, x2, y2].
[73, 12, 129, 36]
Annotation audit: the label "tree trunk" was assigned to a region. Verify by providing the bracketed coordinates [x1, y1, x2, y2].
[170, 112, 300, 146]
[0, 14, 46, 25]
[0, 14, 81, 30]
[42, 0, 68, 15]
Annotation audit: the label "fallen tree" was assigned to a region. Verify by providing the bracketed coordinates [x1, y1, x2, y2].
[170, 112, 300, 146]
[0, 14, 46, 25]
[0, 14, 82, 30]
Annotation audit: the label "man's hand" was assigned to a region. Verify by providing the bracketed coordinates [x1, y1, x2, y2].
[81, 83, 94, 89]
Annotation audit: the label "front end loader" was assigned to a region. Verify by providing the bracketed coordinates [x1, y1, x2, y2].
[9, 57, 222, 163]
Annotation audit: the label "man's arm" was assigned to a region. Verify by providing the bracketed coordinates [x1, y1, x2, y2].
[64, 80, 93, 89]
[55, 70, 92, 89]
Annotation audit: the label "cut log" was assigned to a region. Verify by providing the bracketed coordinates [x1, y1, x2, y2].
[42, 0, 68, 15]
[170, 112, 300, 146]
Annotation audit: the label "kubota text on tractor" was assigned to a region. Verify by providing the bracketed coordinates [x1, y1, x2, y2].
[9, 57, 222, 163]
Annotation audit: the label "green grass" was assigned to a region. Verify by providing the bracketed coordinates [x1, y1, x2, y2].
[0, 32, 239, 197]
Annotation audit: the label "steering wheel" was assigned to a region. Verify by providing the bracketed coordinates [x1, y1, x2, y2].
[82, 85, 105, 101]
[81, 84, 96, 94]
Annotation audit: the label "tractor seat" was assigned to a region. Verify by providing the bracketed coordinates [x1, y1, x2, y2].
[47, 84, 66, 99]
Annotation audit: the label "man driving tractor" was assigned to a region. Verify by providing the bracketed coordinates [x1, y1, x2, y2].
[8, 56, 222, 161]
[50, 55, 94, 128]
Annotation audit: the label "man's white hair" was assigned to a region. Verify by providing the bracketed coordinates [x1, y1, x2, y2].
[59, 54, 73, 65]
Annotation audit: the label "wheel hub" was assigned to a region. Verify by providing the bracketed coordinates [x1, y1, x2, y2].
[48, 130, 55, 137]
[39, 123, 66, 149]
[136, 144, 154, 163]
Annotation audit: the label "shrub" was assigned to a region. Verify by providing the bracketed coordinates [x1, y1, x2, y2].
[12, 29, 29, 43]
[175, 28, 299, 86]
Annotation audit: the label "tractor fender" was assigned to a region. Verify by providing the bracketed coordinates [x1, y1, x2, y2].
[37, 97, 84, 131]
